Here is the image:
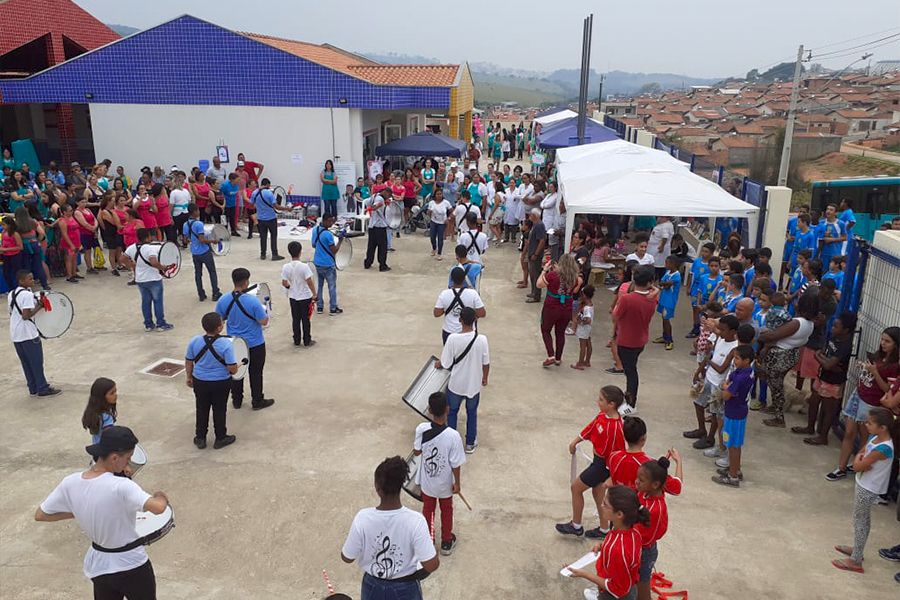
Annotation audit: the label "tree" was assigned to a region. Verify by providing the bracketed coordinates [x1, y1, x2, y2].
[636, 82, 661, 95]
[746, 68, 760, 81]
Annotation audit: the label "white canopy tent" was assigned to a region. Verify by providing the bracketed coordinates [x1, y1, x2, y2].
[533, 109, 577, 126]
[560, 167, 761, 250]
[556, 139, 633, 163]
[557, 144, 687, 200]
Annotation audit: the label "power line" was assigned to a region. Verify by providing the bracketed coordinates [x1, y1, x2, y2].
[806, 26, 900, 52]
[809, 32, 900, 59]
[811, 38, 900, 63]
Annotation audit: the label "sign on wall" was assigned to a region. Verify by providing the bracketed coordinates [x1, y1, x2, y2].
[216, 145, 230, 163]
[334, 161, 357, 196]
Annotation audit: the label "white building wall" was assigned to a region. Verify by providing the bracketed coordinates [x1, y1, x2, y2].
[89, 104, 362, 197]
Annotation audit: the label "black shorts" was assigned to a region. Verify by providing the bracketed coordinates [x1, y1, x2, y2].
[579, 455, 609, 488]
[403, 198, 416, 209]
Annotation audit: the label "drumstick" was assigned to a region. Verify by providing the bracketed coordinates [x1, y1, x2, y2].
[456, 491, 473, 511]
[322, 569, 335, 595]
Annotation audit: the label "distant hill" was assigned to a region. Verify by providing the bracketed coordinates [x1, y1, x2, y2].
[545, 69, 721, 98]
[106, 23, 139, 37]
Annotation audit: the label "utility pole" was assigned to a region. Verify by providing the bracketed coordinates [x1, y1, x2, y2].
[597, 73, 604, 110]
[576, 14, 593, 145]
[778, 44, 804, 186]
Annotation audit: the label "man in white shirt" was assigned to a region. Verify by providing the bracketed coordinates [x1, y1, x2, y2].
[648, 216, 674, 277]
[435, 267, 486, 344]
[122, 228, 174, 332]
[459, 213, 489, 265]
[363, 188, 391, 272]
[205, 155, 227, 185]
[8, 270, 61, 397]
[35, 426, 170, 599]
[453, 191, 482, 236]
[169, 172, 192, 246]
[414, 392, 466, 556]
[449, 161, 464, 186]
[435, 308, 490, 454]
[281, 241, 317, 348]
[540, 182, 563, 260]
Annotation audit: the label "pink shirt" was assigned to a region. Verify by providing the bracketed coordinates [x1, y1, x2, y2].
[135, 197, 157, 229]
[155, 194, 173, 227]
[77, 208, 96, 236]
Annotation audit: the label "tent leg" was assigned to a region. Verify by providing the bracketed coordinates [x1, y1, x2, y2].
[564, 210, 576, 253]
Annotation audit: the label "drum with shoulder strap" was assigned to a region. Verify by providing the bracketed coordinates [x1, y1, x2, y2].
[401, 328, 480, 420]
[312, 224, 353, 271]
[204, 223, 231, 256]
[245, 283, 272, 327]
[12, 289, 75, 339]
[134, 241, 181, 278]
[230, 337, 250, 380]
[402, 451, 423, 501]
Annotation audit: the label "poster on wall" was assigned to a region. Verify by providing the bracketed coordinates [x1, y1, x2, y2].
[333, 162, 357, 197]
[216, 145, 229, 163]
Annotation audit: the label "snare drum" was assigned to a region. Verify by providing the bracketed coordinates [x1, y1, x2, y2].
[129, 444, 148, 477]
[205, 223, 231, 256]
[335, 238, 352, 271]
[230, 336, 250, 380]
[135, 505, 175, 546]
[246, 283, 272, 328]
[402, 451, 423, 502]
[31, 291, 74, 339]
[152, 241, 182, 278]
[401, 355, 450, 420]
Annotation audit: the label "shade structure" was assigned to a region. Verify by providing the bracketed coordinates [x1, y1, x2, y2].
[557, 143, 687, 200]
[557, 139, 635, 163]
[561, 167, 760, 250]
[537, 116, 619, 149]
[533, 108, 578, 126]
[375, 131, 467, 158]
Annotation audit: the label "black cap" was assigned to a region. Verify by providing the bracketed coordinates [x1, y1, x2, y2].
[85, 425, 138, 457]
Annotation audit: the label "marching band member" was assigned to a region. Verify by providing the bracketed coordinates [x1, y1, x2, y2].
[121, 228, 174, 332]
[185, 312, 238, 450]
[7, 270, 61, 397]
[215, 268, 274, 411]
[435, 267, 485, 344]
[459, 212, 488, 265]
[35, 426, 169, 600]
[363, 188, 391, 272]
[183, 203, 222, 302]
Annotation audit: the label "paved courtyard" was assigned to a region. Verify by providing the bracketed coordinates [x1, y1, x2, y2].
[0, 229, 896, 599]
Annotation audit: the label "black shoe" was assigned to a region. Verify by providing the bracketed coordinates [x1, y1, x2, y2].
[232, 400, 242, 409]
[213, 435, 236, 449]
[37, 387, 62, 397]
[260, 253, 267, 260]
[305, 340, 316, 348]
[682, 428, 706, 439]
[252, 398, 275, 410]
[379, 266, 392, 272]
[199, 294, 207, 302]
[363, 262, 372, 269]
[692, 437, 715, 450]
[193, 436, 207, 449]
[271, 255, 284, 261]
[330, 307, 343, 315]
[127, 280, 136, 286]
[584, 527, 608, 539]
[440, 534, 457, 556]
[555, 522, 584, 536]
[212, 291, 222, 301]
[317, 307, 324, 314]
[231, 231, 241, 238]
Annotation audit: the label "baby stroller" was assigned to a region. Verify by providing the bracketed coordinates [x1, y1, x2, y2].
[404, 195, 431, 234]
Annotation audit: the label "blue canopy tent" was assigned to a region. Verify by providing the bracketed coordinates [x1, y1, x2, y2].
[538, 116, 619, 149]
[374, 132, 467, 158]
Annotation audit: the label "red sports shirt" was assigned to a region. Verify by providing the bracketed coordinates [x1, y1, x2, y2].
[607, 450, 683, 495]
[580, 413, 625, 460]
[636, 492, 669, 547]
[595, 528, 641, 598]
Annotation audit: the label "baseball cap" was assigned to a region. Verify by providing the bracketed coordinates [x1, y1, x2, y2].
[85, 425, 139, 458]
[237, 160, 245, 166]
[70, 161, 80, 167]
[169, 165, 179, 172]
[450, 161, 458, 168]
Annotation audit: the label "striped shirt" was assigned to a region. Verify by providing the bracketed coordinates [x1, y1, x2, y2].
[636, 492, 669, 548]
[607, 450, 684, 496]
[579, 413, 625, 461]
[596, 528, 642, 598]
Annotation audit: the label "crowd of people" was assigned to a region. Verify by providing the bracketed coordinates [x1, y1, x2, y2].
[4, 138, 899, 600]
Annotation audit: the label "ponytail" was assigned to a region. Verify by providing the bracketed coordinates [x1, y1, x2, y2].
[870, 406, 900, 448]
[635, 505, 651, 527]
[607, 485, 649, 528]
[640, 456, 670, 492]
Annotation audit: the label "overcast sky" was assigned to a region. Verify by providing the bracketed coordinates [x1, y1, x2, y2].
[74, 0, 900, 77]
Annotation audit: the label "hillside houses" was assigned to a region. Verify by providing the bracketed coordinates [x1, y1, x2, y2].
[601, 70, 900, 168]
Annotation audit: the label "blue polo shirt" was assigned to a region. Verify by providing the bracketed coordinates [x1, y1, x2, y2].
[839, 208, 856, 227]
[252, 188, 278, 221]
[215, 291, 267, 349]
[743, 266, 756, 295]
[185, 335, 235, 381]
[783, 215, 798, 261]
[822, 270, 844, 292]
[184, 219, 209, 256]
[791, 229, 816, 267]
[220, 181, 239, 209]
[447, 262, 482, 289]
[819, 219, 845, 264]
[689, 257, 709, 303]
[311, 225, 337, 268]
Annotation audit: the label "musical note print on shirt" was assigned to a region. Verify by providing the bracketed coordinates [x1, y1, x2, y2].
[424, 446, 441, 478]
[369, 533, 403, 579]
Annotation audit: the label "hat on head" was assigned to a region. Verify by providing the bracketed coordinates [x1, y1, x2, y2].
[85, 425, 139, 458]
[70, 161, 80, 167]
[237, 160, 245, 166]
[169, 165, 179, 172]
[450, 161, 458, 168]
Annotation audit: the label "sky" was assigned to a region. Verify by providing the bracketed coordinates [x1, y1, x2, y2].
[74, 0, 900, 77]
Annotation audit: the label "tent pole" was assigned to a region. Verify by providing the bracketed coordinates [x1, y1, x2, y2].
[564, 208, 576, 254]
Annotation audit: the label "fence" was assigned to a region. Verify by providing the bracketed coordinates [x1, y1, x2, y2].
[839, 235, 900, 400]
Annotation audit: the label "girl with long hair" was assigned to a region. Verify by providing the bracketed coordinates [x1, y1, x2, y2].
[152, 183, 175, 243]
[320, 159, 340, 217]
[82, 377, 118, 444]
[14, 206, 50, 290]
[99, 194, 124, 275]
[73, 195, 100, 273]
[55, 204, 81, 283]
[1, 216, 23, 289]
[537, 254, 583, 367]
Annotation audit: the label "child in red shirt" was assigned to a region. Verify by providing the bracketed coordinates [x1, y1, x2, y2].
[557, 386, 626, 539]
[607, 416, 684, 496]
[634, 458, 674, 600]
[567, 485, 648, 600]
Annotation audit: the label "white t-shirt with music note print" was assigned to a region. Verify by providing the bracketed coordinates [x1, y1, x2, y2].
[342, 507, 436, 580]
[414, 422, 466, 499]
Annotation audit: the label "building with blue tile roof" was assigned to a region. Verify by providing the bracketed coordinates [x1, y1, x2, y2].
[1, 14, 475, 197]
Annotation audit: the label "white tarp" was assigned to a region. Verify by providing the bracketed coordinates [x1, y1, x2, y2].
[557, 144, 687, 200]
[534, 109, 577, 126]
[556, 139, 633, 163]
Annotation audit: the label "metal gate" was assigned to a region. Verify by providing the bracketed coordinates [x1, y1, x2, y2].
[840, 236, 900, 397]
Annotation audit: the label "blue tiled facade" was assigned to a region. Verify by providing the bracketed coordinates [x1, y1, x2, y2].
[0, 16, 451, 110]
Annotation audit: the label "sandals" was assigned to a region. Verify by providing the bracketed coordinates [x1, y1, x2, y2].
[831, 558, 864, 573]
[763, 417, 786, 428]
[834, 545, 853, 557]
[790, 426, 815, 435]
[542, 358, 556, 367]
[570, 363, 585, 370]
[803, 437, 828, 446]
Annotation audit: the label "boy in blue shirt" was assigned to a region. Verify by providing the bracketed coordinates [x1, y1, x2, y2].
[687, 242, 715, 338]
[219, 173, 242, 236]
[787, 249, 811, 315]
[790, 213, 816, 268]
[694, 256, 722, 313]
[818, 204, 846, 266]
[311, 213, 346, 315]
[721, 274, 744, 313]
[183, 203, 221, 302]
[185, 312, 239, 449]
[822, 256, 845, 300]
[215, 268, 275, 411]
[838, 198, 856, 253]
[712, 345, 755, 488]
[654, 255, 681, 351]
[740, 248, 757, 295]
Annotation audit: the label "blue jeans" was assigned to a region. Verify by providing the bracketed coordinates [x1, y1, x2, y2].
[14, 338, 50, 394]
[137, 280, 167, 328]
[361, 573, 422, 600]
[429, 222, 446, 254]
[446, 389, 479, 445]
[315, 264, 337, 311]
[323, 198, 338, 217]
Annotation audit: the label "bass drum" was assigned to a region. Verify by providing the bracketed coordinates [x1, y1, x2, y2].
[135, 505, 175, 546]
[155, 241, 182, 279]
[31, 291, 74, 339]
[402, 451, 422, 502]
[246, 283, 272, 328]
[335, 238, 352, 271]
[230, 336, 249, 380]
[386, 201, 402, 230]
[205, 224, 231, 256]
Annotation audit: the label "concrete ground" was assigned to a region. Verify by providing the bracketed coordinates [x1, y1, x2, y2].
[0, 227, 897, 600]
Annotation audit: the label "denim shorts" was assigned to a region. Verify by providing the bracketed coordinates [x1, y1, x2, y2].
[841, 389, 874, 423]
[639, 542, 658, 583]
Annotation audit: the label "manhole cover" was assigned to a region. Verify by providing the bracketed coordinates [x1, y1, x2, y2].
[140, 358, 185, 378]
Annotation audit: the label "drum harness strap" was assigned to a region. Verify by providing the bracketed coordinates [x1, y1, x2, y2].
[252, 189, 276, 212]
[421, 422, 448, 445]
[448, 326, 479, 372]
[92, 532, 153, 553]
[312, 225, 336, 264]
[446, 287, 466, 315]
[224, 287, 259, 322]
[191, 335, 230, 367]
[464, 230, 482, 256]
[9, 288, 30, 320]
[456, 203, 472, 229]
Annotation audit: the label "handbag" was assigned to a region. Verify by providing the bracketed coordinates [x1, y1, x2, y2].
[93, 245, 106, 269]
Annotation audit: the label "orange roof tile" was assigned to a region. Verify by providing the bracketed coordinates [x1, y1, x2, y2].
[346, 65, 459, 87]
[832, 109, 876, 119]
[241, 32, 374, 75]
